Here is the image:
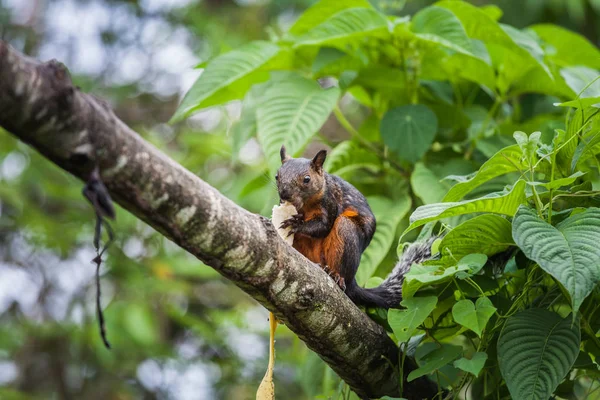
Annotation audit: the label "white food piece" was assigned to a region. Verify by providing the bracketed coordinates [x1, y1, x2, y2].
[271, 201, 297, 245]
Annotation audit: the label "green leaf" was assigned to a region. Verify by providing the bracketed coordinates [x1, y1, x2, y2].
[561, 66, 600, 99]
[411, 163, 448, 204]
[355, 65, 406, 92]
[436, 1, 514, 48]
[454, 352, 488, 377]
[239, 171, 270, 199]
[323, 140, 381, 175]
[531, 24, 600, 70]
[411, 6, 472, 54]
[311, 47, 346, 72]
[231, 82, 275, 160]
[405, 180, 527, 235]
[171, 41, 280, 122]
[498, 309, 581, 400]
[443, 145, 525, 202]
[443, 52, 496, 91]
[380, 105, 438, 164]
[293, 8, 389, 49]
[500, 24, 551, 78]
[256, 75, 340, 174]
[388, 296, 437, 343]
[437, 1, 552, 88]
[512, 206, 600, 312]
[481, 5, 502, 21]
[557, 108, 588, 173]
[288, 0, 373, 36]
[527, 171, 586, 190]
[555, 96, 600, 109]
[438, 215, 514, 266]
[514, 130, 541, 165]
[571, 131, 600, 172]
[454, 253, 488, 279]
[452, 297, 496, 337]
[357, 196, 411, 285]
[408, 344, 462, 382]
[511, 64, 572, 98]
[402, 255, 483, 298]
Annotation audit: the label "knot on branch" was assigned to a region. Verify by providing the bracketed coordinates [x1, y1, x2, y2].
[40, 59, 76, 111]
[297, 285, 317, 309]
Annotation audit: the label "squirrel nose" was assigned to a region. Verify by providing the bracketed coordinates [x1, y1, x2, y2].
[279, 189, 291, 201]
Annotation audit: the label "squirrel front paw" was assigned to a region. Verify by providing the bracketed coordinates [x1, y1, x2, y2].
[322, 265, 347, 292]
[279, 214, 303, 236]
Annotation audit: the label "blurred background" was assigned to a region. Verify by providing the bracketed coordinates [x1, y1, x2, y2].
[1, 0, 600, 399]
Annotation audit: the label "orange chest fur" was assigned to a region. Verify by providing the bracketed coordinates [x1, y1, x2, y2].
[292, 212, 352, 271]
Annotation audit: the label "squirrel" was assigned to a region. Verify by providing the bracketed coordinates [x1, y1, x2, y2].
[276, 145, 435, 308]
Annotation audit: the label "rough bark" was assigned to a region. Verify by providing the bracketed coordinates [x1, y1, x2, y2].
[0, 41, 437, 399]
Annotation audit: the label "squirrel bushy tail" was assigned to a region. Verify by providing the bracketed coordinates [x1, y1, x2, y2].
[346, 237, 438, 309]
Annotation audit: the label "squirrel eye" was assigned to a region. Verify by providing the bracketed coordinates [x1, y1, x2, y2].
[275, 174, 279, 181]
[303, 175, 311, 184]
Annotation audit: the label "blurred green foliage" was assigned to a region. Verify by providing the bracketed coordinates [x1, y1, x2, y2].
[1, 0, 600, 399]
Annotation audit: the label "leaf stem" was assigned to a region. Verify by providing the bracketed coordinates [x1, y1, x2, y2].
[548, 140, 558, 224]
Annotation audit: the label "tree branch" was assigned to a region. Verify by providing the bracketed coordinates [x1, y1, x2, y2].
[0, 41, 437, 399]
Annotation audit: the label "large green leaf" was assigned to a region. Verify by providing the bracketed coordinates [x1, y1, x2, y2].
[256, 75, 340, 173]
[411, 6, 472, 55]
[408, 344, 463, 382]
[311, 47, 364, 76]
[436, 1, 514, 48]
[452, 297, 496, 337]
[356, 196, 411, 285]
[513, 206, 600, 312]
[405, 180, 527, 234]
[511, 63, 573, 98]
[436, 1, 552, 94]
[438, 214, 514, 266]
[293, 8, 389, 49]
[437, 1, 551, 85]
[443, 145, 525, 202]
[561, 66, 600, 99]
[531, 24, 600, 70]
[380, 105, 438, 164]
[388, 296, 437, 343]
[443, 51, 496, 91]
[171, 41, 281, 122]
[323, 140, 381, 176]
[231, 81, 276, 160]
[411, 163, 448, 204]
[571, 131, 600, 172]
[557, 109, 587, 173]
[500, 24, 551, 79]
[498, 309, 581, 400]
[288, 0, 373, 36]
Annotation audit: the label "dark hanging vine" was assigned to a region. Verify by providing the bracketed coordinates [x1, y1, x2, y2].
[82, 167, 115, 349]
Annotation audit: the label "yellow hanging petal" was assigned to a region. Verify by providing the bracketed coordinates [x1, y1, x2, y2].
[256, 312, 278, 400]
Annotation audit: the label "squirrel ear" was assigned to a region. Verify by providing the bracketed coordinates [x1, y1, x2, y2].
[311, 150, 327, 172]
[280, 145, 291, 164]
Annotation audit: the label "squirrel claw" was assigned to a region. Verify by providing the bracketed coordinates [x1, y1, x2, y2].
[280, 214, 303, 234]
[322, 265, 346, 292]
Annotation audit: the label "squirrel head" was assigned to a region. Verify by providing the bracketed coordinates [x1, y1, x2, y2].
[276, 145, 327, 211]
